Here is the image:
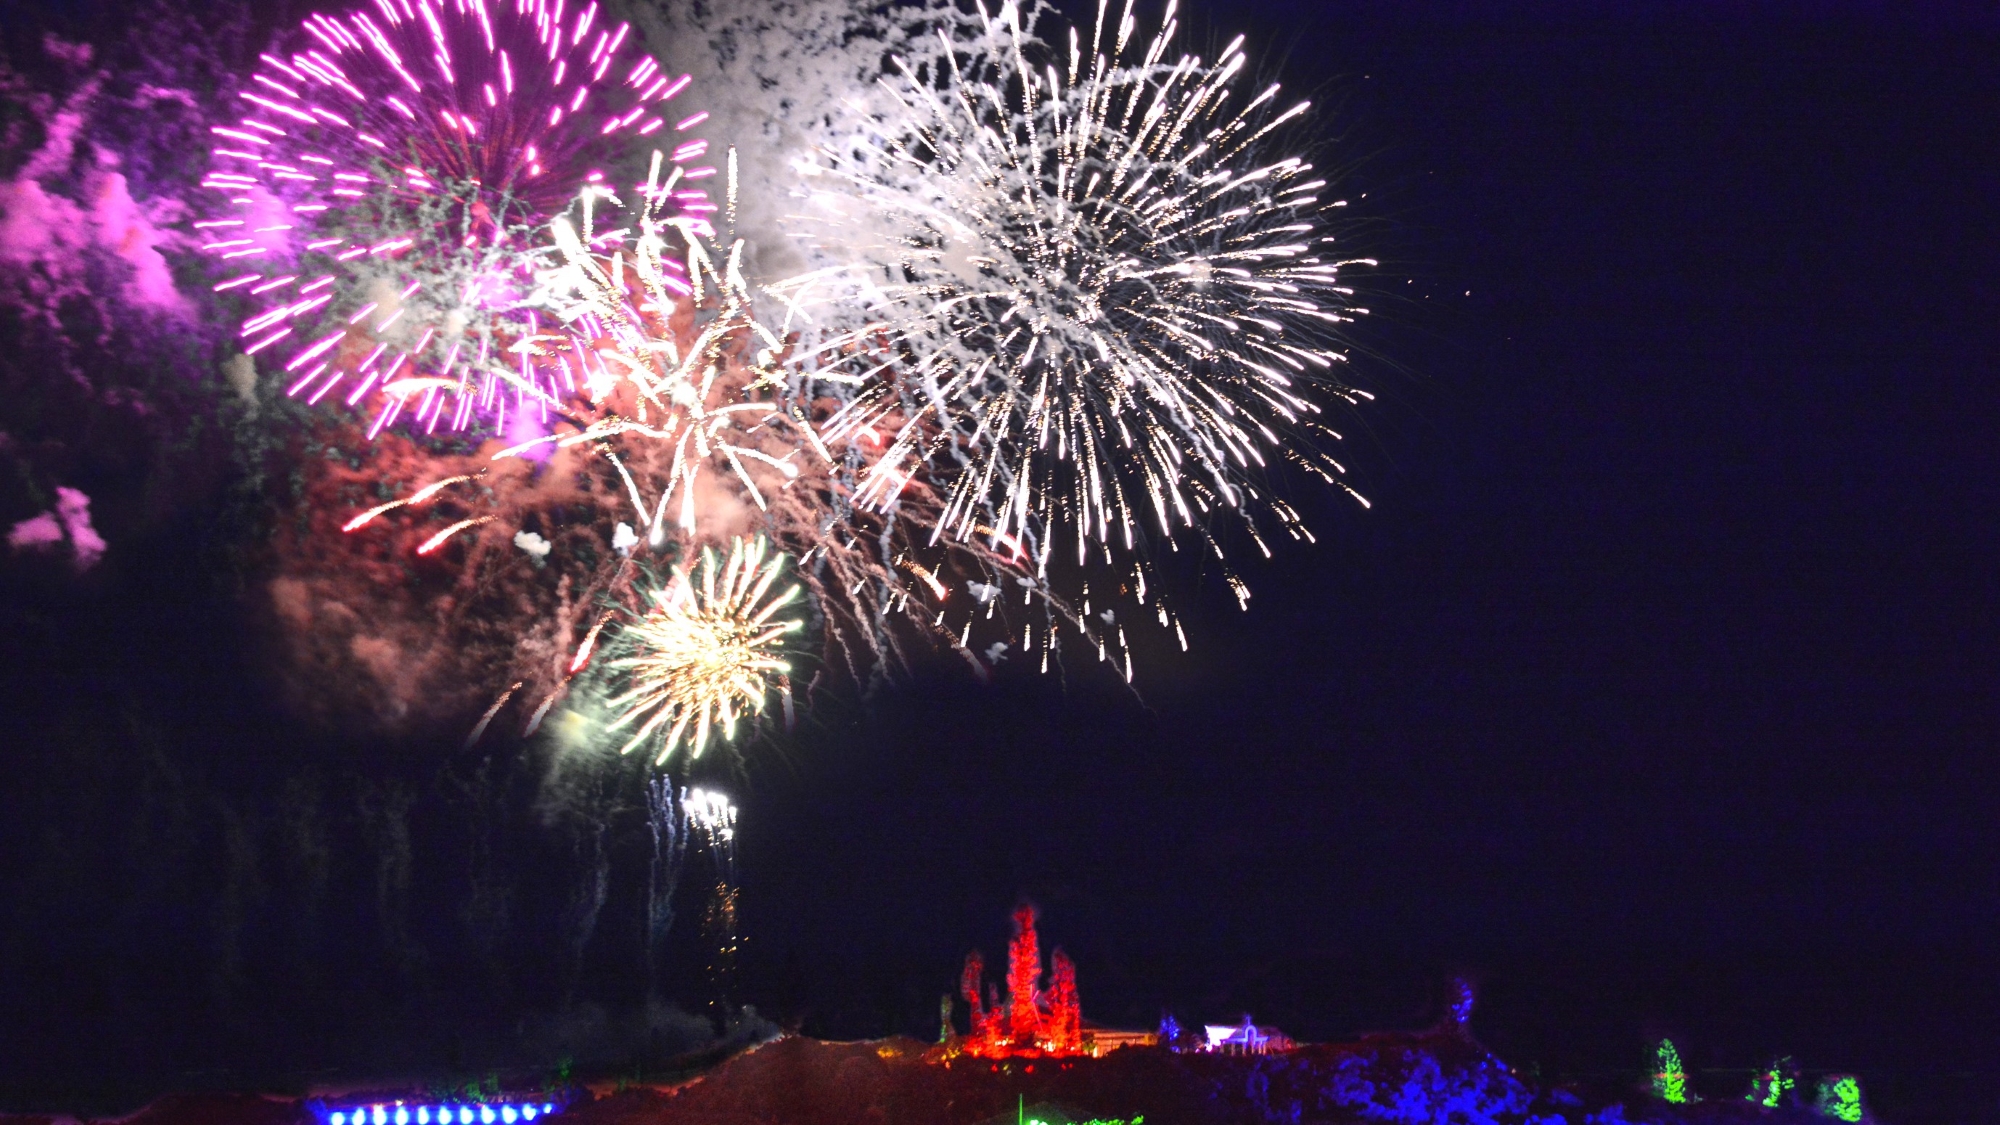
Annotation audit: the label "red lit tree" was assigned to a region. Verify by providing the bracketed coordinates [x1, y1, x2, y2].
[961, 950, 985, 1024]
[950, 902, 1086, 1059]
[961, 949, 1003, 1043]
[1005, 903, 1045, 1047]
[1048, 948, 1082, 1054]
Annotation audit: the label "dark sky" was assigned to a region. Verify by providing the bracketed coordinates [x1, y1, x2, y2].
[3, 0, 1998, 1121]
[738, 0, 2000, 1106]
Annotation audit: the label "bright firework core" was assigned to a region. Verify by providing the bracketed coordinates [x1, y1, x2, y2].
[682, 786, 737, 847]
[203, 0, 715, 441]
[604, 536, 802, 764]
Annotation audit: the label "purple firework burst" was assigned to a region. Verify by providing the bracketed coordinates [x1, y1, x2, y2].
[200, 0, 716, 441]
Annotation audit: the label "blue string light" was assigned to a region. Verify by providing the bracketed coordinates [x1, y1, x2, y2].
[323, 1102, 556, 1125]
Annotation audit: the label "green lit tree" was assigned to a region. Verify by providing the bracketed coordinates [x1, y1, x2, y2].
[1814, 1074, 1866, 1123]
[1746, 1055, 1798, 1109]
[1651, 1039, 1693, 1104]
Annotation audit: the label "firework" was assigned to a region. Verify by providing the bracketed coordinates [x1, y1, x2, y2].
[776, 0, 1374, 667]
[517, 148, 814, 540]
[320, 151, 813, 742]
[200, 0, 715, 440]
[681, 784, 741, 1010]
[682, 786, 738, 857]
[289, 0, 1378, 735]
[524, 152, 1080, 687]
[603, 536, 801, 764]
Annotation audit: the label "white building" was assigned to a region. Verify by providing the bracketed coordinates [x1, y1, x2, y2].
[1202, 1017, 1293, 1054]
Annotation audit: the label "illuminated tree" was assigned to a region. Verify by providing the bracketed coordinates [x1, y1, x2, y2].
[1048, 948, 1082, 1054]
[961, 948, 1003, 1044]
[1006, 903, 1045, 1048]
[1447, 976, 1476, 1029]
[952, 902, 1087, 1058]
[1815, 1075, 1865, 1123]
[1746, 1056, 1798, 1109]
[1652, 1039, 1692, 1104]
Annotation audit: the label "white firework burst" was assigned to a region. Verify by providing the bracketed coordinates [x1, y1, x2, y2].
[519, 148, 814, 542]
[777, 0, 1374, 607]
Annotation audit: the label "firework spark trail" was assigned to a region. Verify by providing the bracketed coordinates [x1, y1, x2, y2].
[339, 472, 479, 530]
[602, 535, 801, 765]
[648, 775, 692, 906]
[417, 513, 494, 554]
[200, 0, 715, 440]
[464, 678, 524, 747]
[515, 149, 814, 543]
[644, 773, 689, 1003]
[775, 0, 1375, 673]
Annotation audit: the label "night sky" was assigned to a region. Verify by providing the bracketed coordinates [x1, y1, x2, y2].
[2, 1, 1997, 1122]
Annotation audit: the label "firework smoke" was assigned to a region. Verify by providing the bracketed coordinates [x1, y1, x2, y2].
[644, 773, 689, 1003]
[614, 0, 977, 282]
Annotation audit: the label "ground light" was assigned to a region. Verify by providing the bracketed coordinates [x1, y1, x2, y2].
[315, 1101, 561, 1125]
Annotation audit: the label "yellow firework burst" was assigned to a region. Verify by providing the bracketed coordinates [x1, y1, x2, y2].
[604, 536, 802, 764]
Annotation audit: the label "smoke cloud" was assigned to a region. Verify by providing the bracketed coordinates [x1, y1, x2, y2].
[8, 486, 106, 570]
